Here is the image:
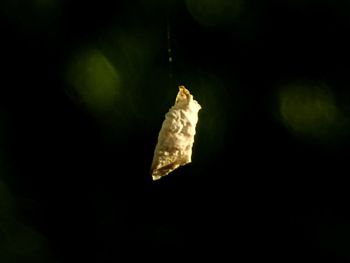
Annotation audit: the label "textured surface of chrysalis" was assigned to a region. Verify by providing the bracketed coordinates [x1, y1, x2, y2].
[151, 86, 201, 180]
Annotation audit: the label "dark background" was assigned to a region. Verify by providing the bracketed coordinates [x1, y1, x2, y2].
[0, 0, 350, 262]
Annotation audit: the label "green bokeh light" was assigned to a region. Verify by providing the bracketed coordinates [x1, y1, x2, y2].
[66, 49, 121, 113]
[186, 0, 241, 26]
[278, 82, 342, 141]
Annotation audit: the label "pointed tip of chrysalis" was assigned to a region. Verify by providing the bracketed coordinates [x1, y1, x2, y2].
[176, 85, 192, 103]
[178, 85, 190, 95]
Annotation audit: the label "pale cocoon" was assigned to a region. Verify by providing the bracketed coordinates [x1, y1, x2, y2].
[151, 86, 201, 180]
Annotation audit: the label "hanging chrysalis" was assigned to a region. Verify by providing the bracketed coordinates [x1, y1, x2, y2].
[151, 86, 201, 180]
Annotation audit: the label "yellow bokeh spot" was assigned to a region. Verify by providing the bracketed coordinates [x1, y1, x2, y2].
[66, 49, 121, 112]
[186, 0, 241, 26]
[279, 83, 340, 140]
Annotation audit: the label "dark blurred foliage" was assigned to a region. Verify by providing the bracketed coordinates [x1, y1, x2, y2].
[0, 0, 350, 262]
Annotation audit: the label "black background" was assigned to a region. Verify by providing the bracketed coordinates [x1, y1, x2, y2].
[0, 0, 350, 262]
